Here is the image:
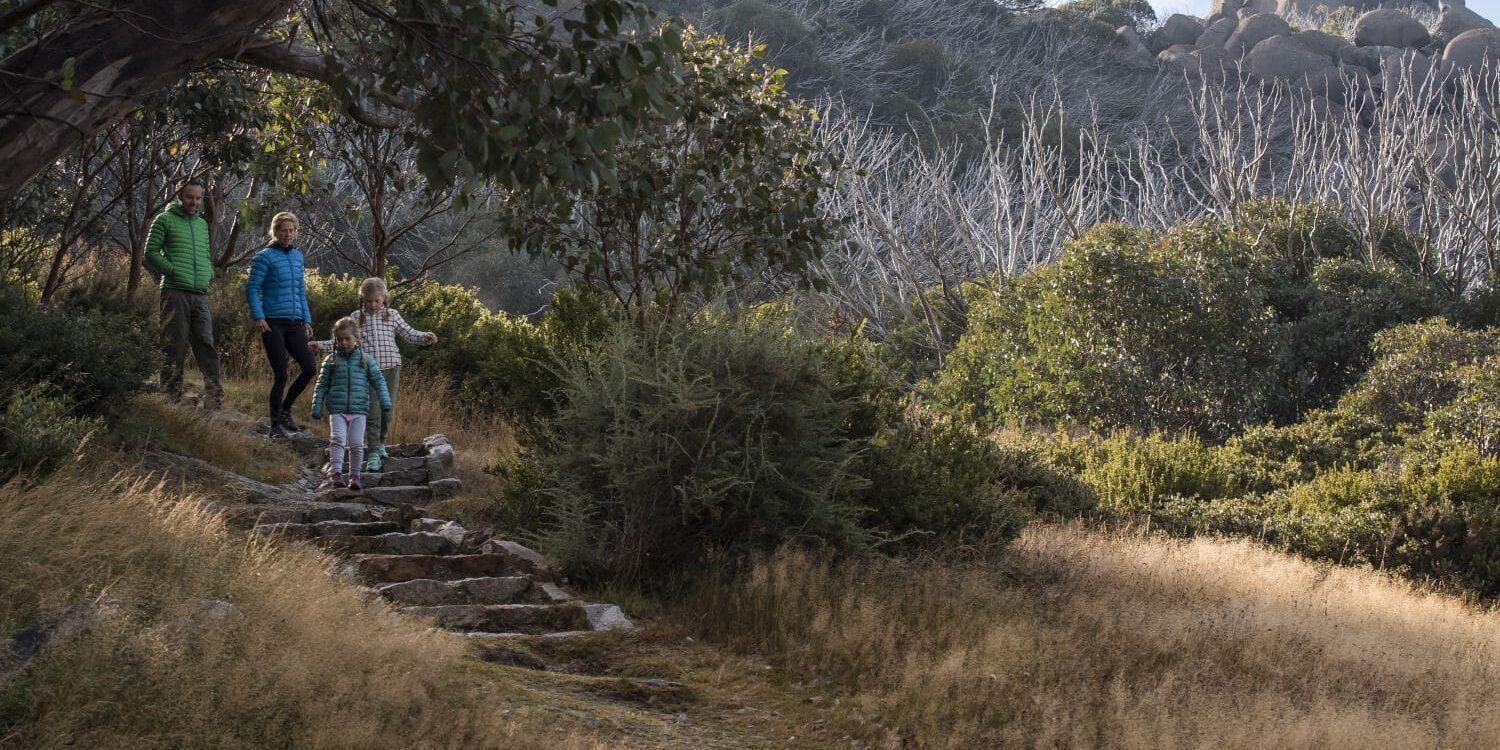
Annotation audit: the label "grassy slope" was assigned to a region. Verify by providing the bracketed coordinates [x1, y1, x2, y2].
[6, 377, 1500, 748]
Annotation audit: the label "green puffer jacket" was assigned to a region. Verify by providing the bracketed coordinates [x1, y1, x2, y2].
[144, 201, 213, 293]
[311, 346, 393, 417]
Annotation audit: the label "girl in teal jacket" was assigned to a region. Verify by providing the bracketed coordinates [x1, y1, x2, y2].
[310, 317, 392, 490]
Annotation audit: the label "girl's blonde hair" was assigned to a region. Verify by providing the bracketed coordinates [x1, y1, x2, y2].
[267, 211, 299, 240]
[332, 316, 359, 341]
[358, 277, 392, 321]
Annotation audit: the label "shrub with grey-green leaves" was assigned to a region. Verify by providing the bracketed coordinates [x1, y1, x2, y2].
[527, 313, 875, 584]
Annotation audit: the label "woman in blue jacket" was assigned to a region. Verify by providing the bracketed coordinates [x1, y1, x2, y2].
[246, 211, 315, 439]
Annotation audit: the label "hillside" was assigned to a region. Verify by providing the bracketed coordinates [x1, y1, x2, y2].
[5, 377, 1500, 748]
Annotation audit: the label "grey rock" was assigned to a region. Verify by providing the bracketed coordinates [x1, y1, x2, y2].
[1438, 4, 1493, 45]
[1337, 44, 1404, 73]
[3, 601, 118, 675]
[1247, 35, 1336, 81]
[1379, 49, 1437, 93]
[1226, 13, 1291, 56]
[584, 603, 635, 632]
[1355, 9, 1431, 49]
[1197, 17, 1238, 48]
[379, 576, 533, 606]
[482, 539, 557, 581]
[1160, 44, 1234, 80]
[428, 477, 462, 499]
[1294, 29, 1351, 57]
[537, 582, 574, 603]
[1116, 26, 1157, 69]
[1443, 27, 1500, 75]
[1151, 14, 1205, 53]
[403, 603, 590, 633]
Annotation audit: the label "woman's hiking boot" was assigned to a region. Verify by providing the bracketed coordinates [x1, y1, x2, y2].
[267, 423, 287, 441]
[275, 410, 301, 433]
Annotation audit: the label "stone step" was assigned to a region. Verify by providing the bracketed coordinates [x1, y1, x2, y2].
[350, 553, 519, 583]
[376, 576, 535, 606]
[401, 603, 590, 634]
[386, 442, 428, 459]
[361, 468, 429, 487]
[219, 502, 394, 529]
[252, 520, 403, 540]
[378, 455, 427, 473]
[315, 531, 456, 557]
[313, 485, 435, 506]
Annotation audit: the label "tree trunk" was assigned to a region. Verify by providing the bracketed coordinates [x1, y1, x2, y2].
[0, 0, 296, 202]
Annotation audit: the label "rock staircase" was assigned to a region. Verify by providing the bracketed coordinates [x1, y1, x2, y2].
[220, 432, 632, 639]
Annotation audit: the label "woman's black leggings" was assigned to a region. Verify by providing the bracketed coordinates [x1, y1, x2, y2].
[262, 319, 315, 418]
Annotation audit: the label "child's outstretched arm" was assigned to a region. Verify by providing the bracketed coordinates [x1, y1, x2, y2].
[310, 356, 333, 418]
[308, 338, 333, 353]
[391, 309, 437, 345]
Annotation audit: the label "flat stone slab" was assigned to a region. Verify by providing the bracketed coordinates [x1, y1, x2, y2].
[379, 456, 426, 473]
[316, 531, 456, 557]
[311, 520, 402, 537]
[377, 576, 533, 606]
[481, 540, 556, 581]
[402, 603, 588, 633]
[313, 485, 434, 507]
[350, 553, 513, 583]
[363, 468, 429, 487]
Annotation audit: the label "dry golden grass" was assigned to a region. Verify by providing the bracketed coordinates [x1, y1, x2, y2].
[0, 468, 604, 750]
[686, 525, 1500, 749]
[114, 395, 300, 485]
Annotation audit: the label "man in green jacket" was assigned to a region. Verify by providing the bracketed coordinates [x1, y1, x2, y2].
[144, 179, 223, 408]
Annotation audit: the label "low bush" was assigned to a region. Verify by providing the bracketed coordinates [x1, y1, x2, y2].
[0, 285, 154, 422]
[0, 385, 95, 481]
[526, 312, 874, 584]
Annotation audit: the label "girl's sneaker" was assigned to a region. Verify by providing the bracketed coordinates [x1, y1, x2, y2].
[330, 471, 346, 489]
[366, 444, 384, 472]
[348, 474, 363, 491]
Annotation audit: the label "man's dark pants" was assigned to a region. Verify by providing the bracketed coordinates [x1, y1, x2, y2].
[160, 288, 223, 403]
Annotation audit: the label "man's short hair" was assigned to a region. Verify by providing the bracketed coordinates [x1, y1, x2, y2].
[177, 178, 206, 196]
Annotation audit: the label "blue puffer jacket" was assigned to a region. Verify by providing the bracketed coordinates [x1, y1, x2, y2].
[311, 345, 393, 417]
[246, 244, 312, 323]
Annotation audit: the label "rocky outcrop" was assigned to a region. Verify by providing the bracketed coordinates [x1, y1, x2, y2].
[1354, 9, 1431, 49]
[1438, 4, 1494, 45]
[1444, 27, 1500, 75]
[1198, 17, 1238, 48]
[1226, 14, 1292, 56]
[1151, 14, 1206, 53]
[1294, 29, 1351, 57]
[1247, 35, 1336, 82]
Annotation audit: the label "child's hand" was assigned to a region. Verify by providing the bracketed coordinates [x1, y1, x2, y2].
[424, 332, 438, 344]
[307, 341, 319, 351]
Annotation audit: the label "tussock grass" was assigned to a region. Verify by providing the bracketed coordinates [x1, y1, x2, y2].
[115, 395, 299, 485]
[0, 468, 598, 749]
[686, 525, 1500, 749]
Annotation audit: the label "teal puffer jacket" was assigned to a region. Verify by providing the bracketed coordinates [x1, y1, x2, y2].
[143, 202, 213, 293]
[310, 346, 393, 417]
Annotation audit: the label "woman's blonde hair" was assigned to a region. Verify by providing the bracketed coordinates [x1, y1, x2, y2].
[268, 211, 299, 240]
[358, 277, 391, 321]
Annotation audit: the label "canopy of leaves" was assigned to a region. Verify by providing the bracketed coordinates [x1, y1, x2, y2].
[496, 29, 841, 317]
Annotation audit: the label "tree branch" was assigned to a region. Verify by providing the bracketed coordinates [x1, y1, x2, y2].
[229, 36, 406, 129]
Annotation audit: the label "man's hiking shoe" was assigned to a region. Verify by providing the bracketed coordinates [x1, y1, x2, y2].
[267, 423, 288, 441]
[275, 411, 301, 433]
[348, 475, 363, 491]
[330, 471, 346, 489]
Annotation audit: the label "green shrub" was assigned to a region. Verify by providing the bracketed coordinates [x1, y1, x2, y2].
[1226, 407, 1400, 486]
[1274, 260, 1443, 419]
[526, 312, 874, 584]
[1387, 448, 1500, 595]
[1338, 319, 1500, 430]
[1045, 431, 1266, 515]
[934, 222, 1280, 439]
[0, 286, 154, 421]
[0, 385, 95, 481]
[859, 410, 1083, 550]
